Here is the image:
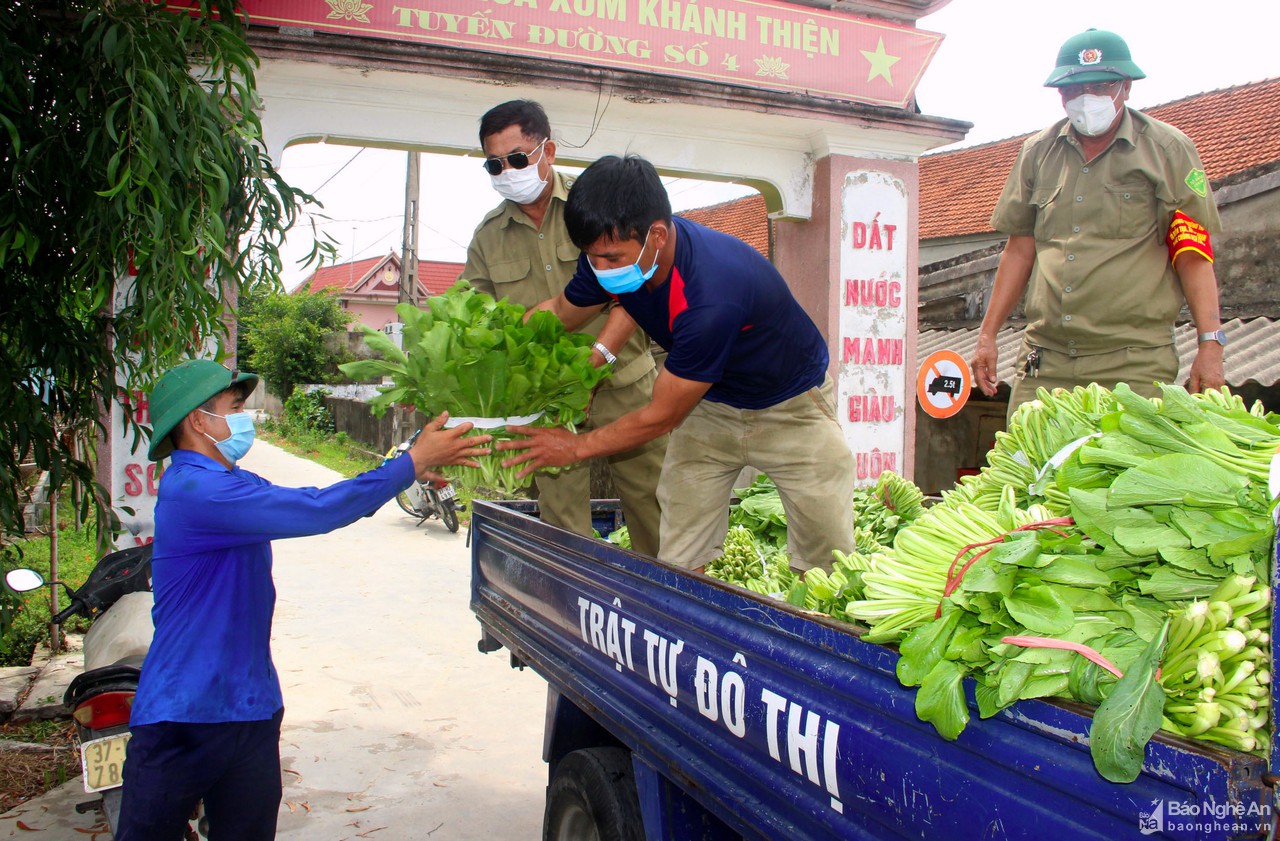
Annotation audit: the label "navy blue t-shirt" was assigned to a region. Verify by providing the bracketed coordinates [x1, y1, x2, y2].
[564, 216, 828, 410]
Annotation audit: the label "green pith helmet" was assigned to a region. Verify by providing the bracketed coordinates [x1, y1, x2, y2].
[147, 360, 258, 461]
[1045, 28, 1146, 88]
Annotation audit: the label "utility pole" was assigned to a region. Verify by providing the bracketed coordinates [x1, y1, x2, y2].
[399, 151, 421, 307]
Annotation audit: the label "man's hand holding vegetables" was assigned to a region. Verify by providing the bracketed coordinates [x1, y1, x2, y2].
[459, 99, 666, 556]
[406, 412, 495, 482]
[500, 154, 856, 573]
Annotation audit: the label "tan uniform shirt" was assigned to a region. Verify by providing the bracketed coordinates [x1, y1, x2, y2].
[990, 108, 1221, 356]
[459, 170, 655, 389]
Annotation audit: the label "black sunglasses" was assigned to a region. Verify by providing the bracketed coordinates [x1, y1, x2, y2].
[482, 138, 547, 176]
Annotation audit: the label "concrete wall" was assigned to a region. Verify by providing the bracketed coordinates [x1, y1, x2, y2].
[918, 245, 1003, 328]
[773, 155, 923, 483]
[1215, 186, 1280, 318]
[920, 232, 1003, 266]
[244, 383, 284, 417]
[322, 396, 421, 455]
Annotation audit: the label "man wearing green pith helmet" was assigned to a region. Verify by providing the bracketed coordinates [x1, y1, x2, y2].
[972, 28, 1227, 416]
[116, 359, 490, 840]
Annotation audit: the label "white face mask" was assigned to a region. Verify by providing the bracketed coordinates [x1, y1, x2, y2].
[492, 163, 547, 204]
[1064, 93, 1120, 137]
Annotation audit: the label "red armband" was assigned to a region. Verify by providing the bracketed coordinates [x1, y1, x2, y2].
[1166, 210, 1214, 263]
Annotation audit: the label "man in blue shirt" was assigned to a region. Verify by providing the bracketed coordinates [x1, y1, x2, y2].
[500, 155, 855, 572]
[117, 360, 490, 841]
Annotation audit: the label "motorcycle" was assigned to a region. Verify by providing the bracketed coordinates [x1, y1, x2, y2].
[4, 544, 191, 836]
[385, 437, 461, 533]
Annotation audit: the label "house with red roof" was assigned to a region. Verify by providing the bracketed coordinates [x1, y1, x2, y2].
[913, 77, 1280, 491]
[293, 252, 463, 331]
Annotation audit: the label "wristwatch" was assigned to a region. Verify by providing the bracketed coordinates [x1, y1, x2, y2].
[591, 341, 617, 364]
[1197, 329, 1228, 347]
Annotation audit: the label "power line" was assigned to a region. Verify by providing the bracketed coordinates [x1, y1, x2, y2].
[310, 147, 367, 195]
[420, 223, 470, 253]
[347, 225, 400, 262]
[302, 212, 403, 225]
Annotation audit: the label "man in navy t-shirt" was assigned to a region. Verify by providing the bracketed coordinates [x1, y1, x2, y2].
[500, 154, 855, 571]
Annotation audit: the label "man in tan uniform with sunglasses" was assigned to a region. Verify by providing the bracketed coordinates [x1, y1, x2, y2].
[460, 99, 666, 555]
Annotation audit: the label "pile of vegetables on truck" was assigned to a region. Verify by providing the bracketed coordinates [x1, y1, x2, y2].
[708, 382, 1277, 783]
[348, 283, 1278, 794]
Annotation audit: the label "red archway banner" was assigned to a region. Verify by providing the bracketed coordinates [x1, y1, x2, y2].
[224, 0, 942, 107]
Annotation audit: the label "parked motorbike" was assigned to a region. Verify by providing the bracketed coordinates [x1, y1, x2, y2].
[5, 544, 185, 836]
[385, 437, 461, 533]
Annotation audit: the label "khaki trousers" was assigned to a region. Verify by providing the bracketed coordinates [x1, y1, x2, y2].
[534, 367, 666, 557]
[1009, 340, 1179, 420]
[656, 377, 855, 572]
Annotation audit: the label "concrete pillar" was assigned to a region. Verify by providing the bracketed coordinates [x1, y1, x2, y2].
[774, 155, 919, 484]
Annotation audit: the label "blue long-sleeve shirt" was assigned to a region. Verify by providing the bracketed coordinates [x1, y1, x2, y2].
[131, 449, 415, 725]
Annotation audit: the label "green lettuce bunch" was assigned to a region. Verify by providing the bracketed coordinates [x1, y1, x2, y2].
[340, 283, 611, 494]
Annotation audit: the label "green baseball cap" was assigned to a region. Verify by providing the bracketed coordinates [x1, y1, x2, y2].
[147, 360, 258, 461]
[1045, 28, 1146, 87]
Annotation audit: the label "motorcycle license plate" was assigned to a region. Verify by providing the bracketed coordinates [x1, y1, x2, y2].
[81, 732, 131, 793]
[437, 484, 456, 500]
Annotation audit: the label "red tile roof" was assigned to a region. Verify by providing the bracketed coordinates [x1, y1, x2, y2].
[678, 193, 770, 257]
[295, 253, 464, 299]
[920, 76, 1280, 240]
[420, 260, 463, 296]
[298, 256, 386, 294]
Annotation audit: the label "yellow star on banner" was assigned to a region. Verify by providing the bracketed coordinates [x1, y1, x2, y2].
[860, 37, 901, 85]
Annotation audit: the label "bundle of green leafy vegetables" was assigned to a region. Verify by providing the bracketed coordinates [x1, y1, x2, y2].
[705, 525, 798, 598]
[724, 470, 925, 560]
[606, 525, 631, 550]
[339, 283, 611, 495]
[852, 470, 927, 554]
[836, 383, 1278, 782]
[710, 471, 926, 613]
[727, 475, 789, 551]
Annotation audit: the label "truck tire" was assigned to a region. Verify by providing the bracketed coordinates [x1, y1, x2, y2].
[543, 748, 643, 841]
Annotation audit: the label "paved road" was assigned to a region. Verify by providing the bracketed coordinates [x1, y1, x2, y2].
[0, 440, 549, 840]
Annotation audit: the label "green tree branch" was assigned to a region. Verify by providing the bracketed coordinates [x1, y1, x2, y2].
[0, 0, 329, 551]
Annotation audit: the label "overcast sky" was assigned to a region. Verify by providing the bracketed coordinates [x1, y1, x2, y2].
[273, 0, 1280, 289]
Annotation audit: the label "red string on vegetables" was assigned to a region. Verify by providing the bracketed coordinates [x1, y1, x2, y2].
[936, 517, 1076, 618]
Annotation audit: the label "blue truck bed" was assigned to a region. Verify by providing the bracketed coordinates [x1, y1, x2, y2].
[470, 499, 1275, 840]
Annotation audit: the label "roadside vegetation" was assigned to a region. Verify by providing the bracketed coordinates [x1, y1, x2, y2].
[0, 719, 80, 815]
[0, 497, 98, 668]
[0, 496, 101, 814]
[237, 287, 355, 401]
[1, 1, 329, 580]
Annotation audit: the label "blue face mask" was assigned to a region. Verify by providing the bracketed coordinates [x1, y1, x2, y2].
[201, 410, 255, 464]
[590, 229, 658, 295]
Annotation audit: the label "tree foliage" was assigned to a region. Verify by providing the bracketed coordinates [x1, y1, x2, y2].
[240, 288, 353, 399]
[0, 1, 324, 544]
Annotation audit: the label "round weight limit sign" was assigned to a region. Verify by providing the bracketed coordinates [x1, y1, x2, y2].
[917, 350, 972, 419]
